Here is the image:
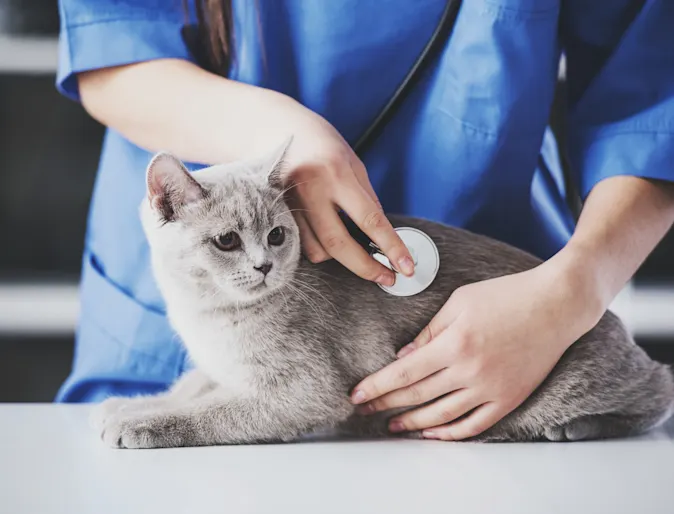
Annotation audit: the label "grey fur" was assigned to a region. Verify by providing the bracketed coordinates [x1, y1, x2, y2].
[92, 150, 674, 448]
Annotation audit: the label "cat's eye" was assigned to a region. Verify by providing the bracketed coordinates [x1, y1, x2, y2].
[213, 232, 241, 251]
[268, 227, 285, 246]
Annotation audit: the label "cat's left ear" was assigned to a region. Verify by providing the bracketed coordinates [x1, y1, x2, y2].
[146, 152, 207, 222]
[265, 135, 293, 189]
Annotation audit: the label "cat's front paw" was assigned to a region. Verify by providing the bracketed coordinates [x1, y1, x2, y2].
[90, 397, 135, 431]
[101, 414, 182, 449]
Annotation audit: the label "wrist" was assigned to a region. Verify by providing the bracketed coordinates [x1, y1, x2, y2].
[541, 243, 609, 332]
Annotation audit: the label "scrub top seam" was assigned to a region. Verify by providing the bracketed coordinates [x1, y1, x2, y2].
[65, 16, 183, 30]
[87, 250, 167, 318]
[82, 313, 178, 366]
[576, 129, 674, 141]
[435, 107, 500, 139]
[481, 2, 559, 20]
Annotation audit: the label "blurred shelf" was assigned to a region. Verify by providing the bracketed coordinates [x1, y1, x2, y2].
[0, 283, 78, 335]
[0, 35, 57, 74]
[0, 281, 673, 339]
[610, 284, 674, 340]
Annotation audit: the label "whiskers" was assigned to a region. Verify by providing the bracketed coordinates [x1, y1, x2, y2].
[191, 262, 338, 331]
[292, 269, 334, 292]
[270, 179, 315, 210]
[273, 207, 311, 222]
[196, 283, 230, 319]
[286, 271, 339, 328]
[197, 283, 223, 304]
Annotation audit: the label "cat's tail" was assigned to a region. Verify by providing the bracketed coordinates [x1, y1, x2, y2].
[622, 362, 672, 436]
[631, 361, 674, 432]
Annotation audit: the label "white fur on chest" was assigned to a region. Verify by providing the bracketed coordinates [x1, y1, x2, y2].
[164, 288, 256, 399]
[180, 315, 253, 394]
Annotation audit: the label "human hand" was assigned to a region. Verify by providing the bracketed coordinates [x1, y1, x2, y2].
[271, 95, 414, 284]
[351, 258, 604, 440]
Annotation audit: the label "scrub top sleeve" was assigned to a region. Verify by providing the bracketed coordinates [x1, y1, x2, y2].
[563, 1, 674, 199]
[57, 0, 194, 101]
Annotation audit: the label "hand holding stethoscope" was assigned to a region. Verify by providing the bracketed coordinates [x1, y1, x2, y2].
[274, 97, 417, 287]
[285, 0, 461, 295]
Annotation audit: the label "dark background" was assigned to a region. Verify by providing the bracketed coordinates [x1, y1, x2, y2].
[1, 1, 673, 402]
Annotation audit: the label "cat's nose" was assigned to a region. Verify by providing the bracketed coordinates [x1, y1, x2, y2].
[254, 263, 273, 276]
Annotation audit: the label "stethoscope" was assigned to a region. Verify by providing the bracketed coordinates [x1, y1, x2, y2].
[341, 0, 462, 296]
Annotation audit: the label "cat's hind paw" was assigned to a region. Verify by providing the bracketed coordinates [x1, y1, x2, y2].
[543, 417, 604, 442]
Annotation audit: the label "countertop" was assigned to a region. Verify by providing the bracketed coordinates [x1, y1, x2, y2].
[1, 404, 673, 514]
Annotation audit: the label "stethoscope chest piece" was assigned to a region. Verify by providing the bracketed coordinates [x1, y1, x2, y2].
[371, 227, 440, 297]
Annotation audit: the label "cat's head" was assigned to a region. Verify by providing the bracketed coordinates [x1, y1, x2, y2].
[141, 140, 301, 304]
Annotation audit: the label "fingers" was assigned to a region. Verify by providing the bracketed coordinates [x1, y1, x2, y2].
[289, 155, 409, 282]
[397, 303, 458, 358]
[422, 402, 504, 441]
[397, 324, 435, 358]
[293, 210, 330, 264]
[388, 388, 481, 433]
[351, 344, 443, 404]
[358, 368, 456, 414]
[285, 188, 330, 263]
[337, 172, 415, 277]
[350, 158, 382, 209]
[302, 193, 395, 285]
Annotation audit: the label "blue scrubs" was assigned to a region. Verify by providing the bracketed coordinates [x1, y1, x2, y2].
[56, 0, 674, 402]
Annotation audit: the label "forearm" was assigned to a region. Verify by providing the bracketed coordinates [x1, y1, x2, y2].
[551, 176, 674, 317]
[78, 59, 293, 164]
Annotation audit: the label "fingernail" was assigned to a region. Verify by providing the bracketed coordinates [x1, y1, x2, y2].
[351, 390, 367, 404]
[376, 273, 395, 287]
[398, 256, 414, 276]
[396, 344, 415, 358]
[356, 403, 376, 415]
[389, 421, 405, 433]
[423, 430, 437, 439]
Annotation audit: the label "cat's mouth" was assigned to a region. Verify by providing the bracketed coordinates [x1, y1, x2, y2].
[235, 273, 282, 297]
[249, 280, 269, 292]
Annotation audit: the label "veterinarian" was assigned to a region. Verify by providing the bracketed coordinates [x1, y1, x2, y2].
[56, 0, 674, 440]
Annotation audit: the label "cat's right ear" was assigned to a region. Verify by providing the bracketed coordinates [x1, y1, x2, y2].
[265, 135, 293, 189]
[146, 152, 206, 223]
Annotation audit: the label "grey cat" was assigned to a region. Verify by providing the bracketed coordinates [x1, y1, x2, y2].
[91, 143, 674, 448]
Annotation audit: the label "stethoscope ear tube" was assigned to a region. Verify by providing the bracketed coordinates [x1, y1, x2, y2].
[352, 0, 462, 156]
[341, 0, 461, 284]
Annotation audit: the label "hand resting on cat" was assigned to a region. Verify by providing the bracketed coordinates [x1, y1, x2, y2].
[91, 145, 674, 448]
